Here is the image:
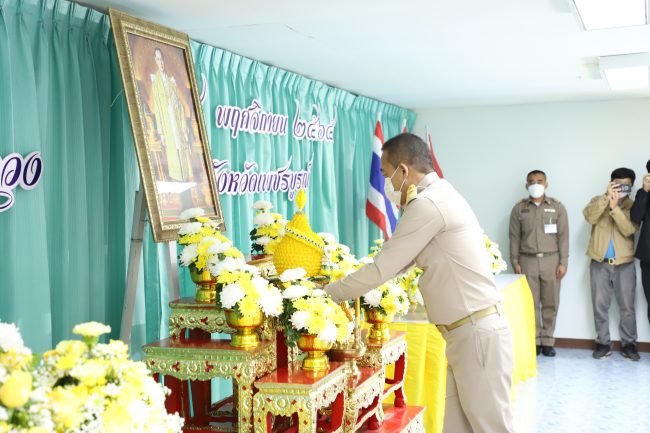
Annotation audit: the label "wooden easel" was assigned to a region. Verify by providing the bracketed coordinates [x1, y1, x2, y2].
[120, 186, 180, 344]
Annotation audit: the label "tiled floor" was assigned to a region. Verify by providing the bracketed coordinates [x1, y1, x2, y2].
[512, 347, 650, 433]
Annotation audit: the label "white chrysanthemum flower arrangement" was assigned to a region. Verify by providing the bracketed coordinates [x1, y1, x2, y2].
[250, 201, 287, 256]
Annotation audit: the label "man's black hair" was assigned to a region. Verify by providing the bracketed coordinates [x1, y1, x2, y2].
[381, 133, 434, 173]
[526, 170, 546, 179]
[611, 167, 636, 183]
[646, 158, 650, 173]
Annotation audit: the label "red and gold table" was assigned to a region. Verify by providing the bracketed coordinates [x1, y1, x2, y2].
[143, 337, 276, 433]
[253, 363, 348, 433]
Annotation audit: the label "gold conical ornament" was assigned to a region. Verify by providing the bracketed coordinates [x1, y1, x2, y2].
[273, 190, 325, 277]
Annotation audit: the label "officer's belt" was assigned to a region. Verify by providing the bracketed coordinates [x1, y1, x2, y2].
[520, 251, 558, 258]
[436, 303, 502, 333]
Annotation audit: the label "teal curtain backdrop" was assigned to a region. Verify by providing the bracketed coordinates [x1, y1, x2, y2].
[0, 0, 415, 353]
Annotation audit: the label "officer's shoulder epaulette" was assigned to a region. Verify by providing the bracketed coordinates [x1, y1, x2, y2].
[547, 196, 562, 204]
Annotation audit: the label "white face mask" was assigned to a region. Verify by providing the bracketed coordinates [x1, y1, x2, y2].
[528, 183, 545, 199]
[619, 192, 629, 198]
[385, 167, 406, 205]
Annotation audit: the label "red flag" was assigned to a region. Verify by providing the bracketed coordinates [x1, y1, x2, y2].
[426, 126, 444, 178]
[401, 118, 408, 134]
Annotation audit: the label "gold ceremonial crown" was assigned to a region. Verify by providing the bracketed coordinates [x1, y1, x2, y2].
[273, 190, 324, 277]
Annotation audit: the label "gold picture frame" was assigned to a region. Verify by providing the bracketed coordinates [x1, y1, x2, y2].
[109, 9, 224, 242]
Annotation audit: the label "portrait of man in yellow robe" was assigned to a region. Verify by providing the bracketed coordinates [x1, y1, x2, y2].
[150, 47, 192, 182]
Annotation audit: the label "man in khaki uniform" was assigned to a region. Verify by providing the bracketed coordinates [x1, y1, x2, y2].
[583, 167, 639, 360]
[509, 170, 569, 357]
[326, 133, 515, 433]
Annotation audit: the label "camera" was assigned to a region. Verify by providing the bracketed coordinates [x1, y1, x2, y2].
[617, 184, 632, 193]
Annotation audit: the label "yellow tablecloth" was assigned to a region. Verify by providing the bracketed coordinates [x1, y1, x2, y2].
[387, 274, 537, 433]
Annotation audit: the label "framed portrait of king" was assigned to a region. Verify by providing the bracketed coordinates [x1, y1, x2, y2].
[109, 9, 224, 242]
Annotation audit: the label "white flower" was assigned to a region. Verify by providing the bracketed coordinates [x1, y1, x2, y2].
[207, 257, 245, 276]
[220, 283, 246, 309]
[253, 200, 273, 210]
[255, 236, 272, 246]
[259, 285, 283, 317]
[0, 322, 27, 353]
[278, 218, 288, 226]
[179, 208, 205, 220]
[252, 276, 270, 293]
[290, 311, 311, 331]
[339, 244, 351, 254]
[282, 285, 309, 299]
[387, 283, 407, 298]
[317, 322, 338, 344]
[318, 232, 336, 245]
[240, 264, 261, 276]
[207, 241, 232, 255]
[179, 244, 199, 267]
[0, 406, 8, 422]
[72, 322, 111, 338]
[359, 256, 374, 265]
[311, 289, 327, 297]
[280, 268, 307, 282]
[254, 213, 275, 226]
[178, 221, 202, 236]
[323, 244, 338, 255]
[363, 289, 383, 308]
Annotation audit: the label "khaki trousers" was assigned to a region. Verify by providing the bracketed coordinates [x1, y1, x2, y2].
[440, 312, 516, 433]
[519, 254, 560, 346]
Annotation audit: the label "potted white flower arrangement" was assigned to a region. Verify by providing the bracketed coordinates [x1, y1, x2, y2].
[0, 321, 183, 433]
[362, 282, 410, 346]
[215, 264, 283, 349]
[178, 208, 244, 303]
[249, 201, 287, 258]
[277, 268, 352, 373]
[318, 232, 360, 282]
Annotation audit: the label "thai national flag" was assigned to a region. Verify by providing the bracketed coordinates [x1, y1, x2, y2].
[366, 113, 399, 239]
[401, 118, 408, 134]
[426, 126, 444, 178]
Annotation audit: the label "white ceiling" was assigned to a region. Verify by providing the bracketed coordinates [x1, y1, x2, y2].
[78, 0, 650, 109]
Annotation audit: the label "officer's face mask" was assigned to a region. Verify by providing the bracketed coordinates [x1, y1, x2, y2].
[385, 166, 406, 206]
[527, 183, 545, 199]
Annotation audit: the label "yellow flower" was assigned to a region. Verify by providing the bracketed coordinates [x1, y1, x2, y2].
[336, 324, 351, 342]
[0, 370, 32, 408]
[195, 216, 209, 223]
[72, 322, 111, 338]
[103, 401, 132, 433]
[0, 349, 32, 371]
[306, 315, 327, 335]
[27, 428, 50, 433]
[49, 387, 85, 429]
[239, 297, 261, 317]
[293, 298, 311, 311]
[380, 294, 398, 315]
[224, 248, 243, 258]
[54, 340, 87, 370]
[0, 423, 8, 433]
[72, 359, 109, 388]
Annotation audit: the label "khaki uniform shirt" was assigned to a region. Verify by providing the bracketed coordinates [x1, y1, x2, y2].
[583, 195, 637, 264]
[327, 172, 500, 325]
[508, 197, 569, 267]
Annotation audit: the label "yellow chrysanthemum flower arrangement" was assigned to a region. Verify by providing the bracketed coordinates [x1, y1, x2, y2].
[249, 201, 287, 257]
[178, 208, 244, 276]
[216, 265, 283, 319]
[277, 268, 353, 347]
[0, 321, 183, 433]
[484, 232, 507, 275]
[361, 282, 410, 318]
[318, 232, 360, 282]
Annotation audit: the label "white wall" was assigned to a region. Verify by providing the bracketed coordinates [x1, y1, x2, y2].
[415, 98, 650, 343]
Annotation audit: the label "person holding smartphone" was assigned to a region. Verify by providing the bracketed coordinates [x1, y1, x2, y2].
[631, 159, 650, 327]
[583, 168, 639, 360]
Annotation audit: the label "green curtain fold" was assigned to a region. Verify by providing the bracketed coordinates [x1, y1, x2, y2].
[0, 0, 415, 353]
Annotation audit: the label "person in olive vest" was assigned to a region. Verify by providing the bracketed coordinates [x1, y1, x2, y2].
[509, 170, 569, 357]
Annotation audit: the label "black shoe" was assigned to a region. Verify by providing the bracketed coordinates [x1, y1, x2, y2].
[592, 343, 612, 359]
[621, 343, 640, 361]
[536, 345, 541, 356]
[541, 346, 556, 357]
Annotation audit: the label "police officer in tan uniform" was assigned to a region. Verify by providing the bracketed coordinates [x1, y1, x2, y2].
[509, 170, 569, 357]
[327, 133, 515, 433]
